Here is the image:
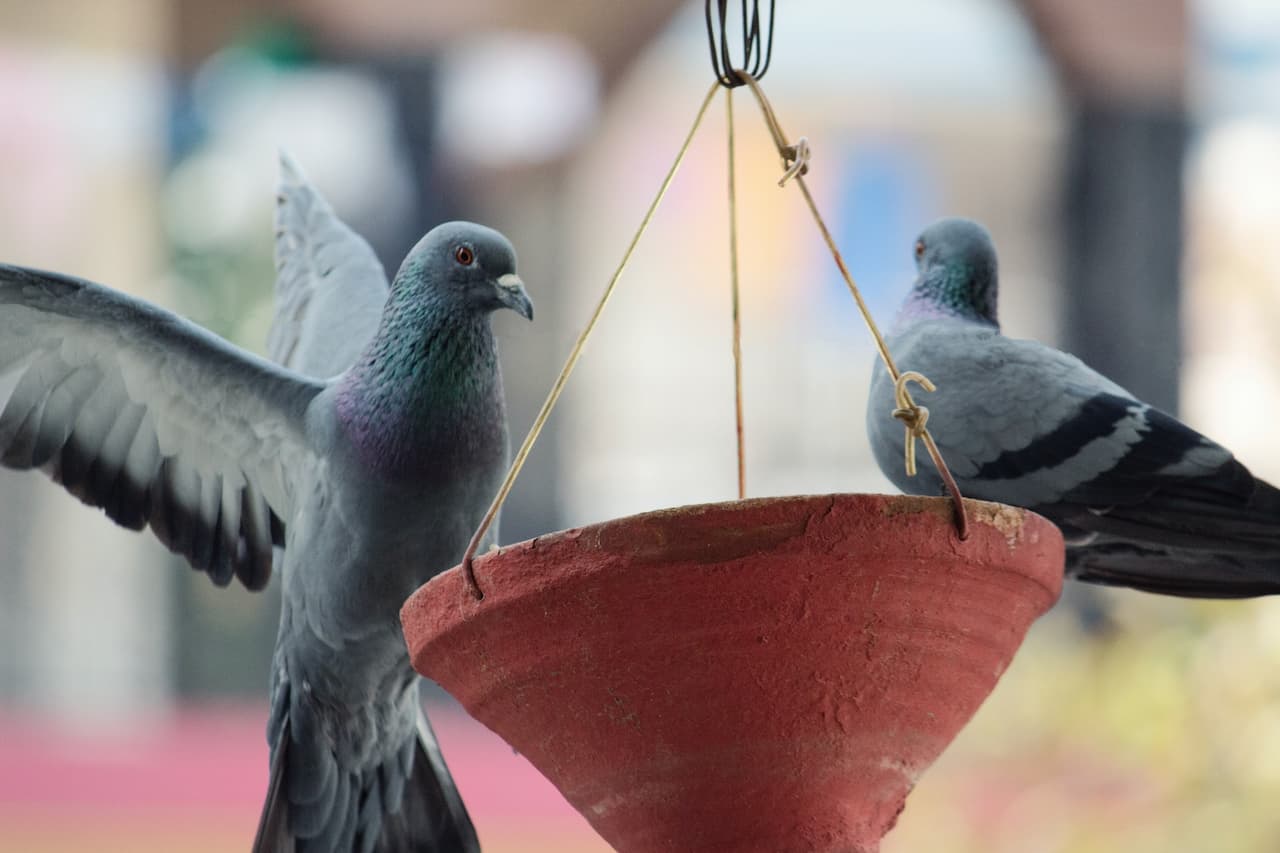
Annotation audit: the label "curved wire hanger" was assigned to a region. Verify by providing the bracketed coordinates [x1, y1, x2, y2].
[704, 0, 777, 87]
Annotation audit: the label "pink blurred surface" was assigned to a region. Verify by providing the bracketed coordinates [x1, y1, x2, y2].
[0, 703, 608, 852]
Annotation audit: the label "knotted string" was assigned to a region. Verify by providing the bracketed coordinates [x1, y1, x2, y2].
[726, 87, 747, 499]
[732, 69, 969, 540]
[459, 72, 975, 601]
[891, 370, 935, 478]
[459, 82, 722, 600]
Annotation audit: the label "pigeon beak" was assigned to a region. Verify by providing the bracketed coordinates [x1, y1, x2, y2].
[495, 273, 534, 321]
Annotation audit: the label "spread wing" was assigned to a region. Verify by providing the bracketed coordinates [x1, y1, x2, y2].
[268, 152, 389, 378]
[0, 264, 324, 590]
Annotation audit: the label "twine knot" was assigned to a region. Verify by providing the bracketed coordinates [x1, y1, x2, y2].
[778, 137, 810, 186]
[891, 371, 936, 477]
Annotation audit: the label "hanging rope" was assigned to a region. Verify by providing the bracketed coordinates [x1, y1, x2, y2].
[459, 13, 973, 601]
[892, 371, 933, 477]
[459, 82, 722, 600]
[732, 69, 970, 541]
[726, 87, 747, 499]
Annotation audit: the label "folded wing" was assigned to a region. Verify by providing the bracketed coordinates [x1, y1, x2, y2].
[921, 332, 1280, 596]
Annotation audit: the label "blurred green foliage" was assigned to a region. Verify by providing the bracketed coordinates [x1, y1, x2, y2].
[886, 590, 1280, 852]
[166, 194, 281, 699]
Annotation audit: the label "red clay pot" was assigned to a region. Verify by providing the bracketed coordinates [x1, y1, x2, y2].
[402, 494, 1063, 852]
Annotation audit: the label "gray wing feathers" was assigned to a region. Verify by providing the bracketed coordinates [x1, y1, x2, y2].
[869, 318, 1280, 597]
[0, 265, 321, 589]
[269, 152, 389, 379]
[869, 321, 1142, 504]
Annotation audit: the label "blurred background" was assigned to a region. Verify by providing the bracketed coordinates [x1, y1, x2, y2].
[1, 0, 1279, 850]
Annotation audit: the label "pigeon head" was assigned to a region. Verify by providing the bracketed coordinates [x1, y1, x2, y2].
[903, 217, 998, 327]
[336, 220, 533, 475]
[395, 221, 533, 321]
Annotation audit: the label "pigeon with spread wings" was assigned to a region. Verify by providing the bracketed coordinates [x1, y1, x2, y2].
[0, 155, 533, 852]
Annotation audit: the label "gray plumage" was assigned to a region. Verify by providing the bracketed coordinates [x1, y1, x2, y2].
[0, 155, 534, 851]
[868, 217, 1280, 598]
[269, 152, 389, 378]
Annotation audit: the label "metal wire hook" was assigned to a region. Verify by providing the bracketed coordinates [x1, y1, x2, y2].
[705, 0, 777, 88]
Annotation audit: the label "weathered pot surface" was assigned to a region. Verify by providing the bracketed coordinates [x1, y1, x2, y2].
[402, 493, 1064, 852]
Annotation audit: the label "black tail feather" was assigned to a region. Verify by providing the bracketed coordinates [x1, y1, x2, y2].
[1067, 542, 1280, 599]
[1050, 471, 1280, 598]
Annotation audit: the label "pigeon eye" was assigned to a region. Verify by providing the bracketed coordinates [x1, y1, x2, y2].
[454, 246, 475, 266]
[914, 240, 926, 259]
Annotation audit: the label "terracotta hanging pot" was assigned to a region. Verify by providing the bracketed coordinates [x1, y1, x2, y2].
[402, 493, 1063, 852]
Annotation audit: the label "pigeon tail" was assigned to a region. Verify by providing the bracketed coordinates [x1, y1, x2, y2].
[375, 715, 481, 853]
[1067, 545, 1280, 599]
[253, 683, 479, 853]
[1054, 470, 1280, 598]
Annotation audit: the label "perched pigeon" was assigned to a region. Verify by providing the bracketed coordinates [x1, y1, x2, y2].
[0, 156, 534, 852]
[867, 217, 1280, 598]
